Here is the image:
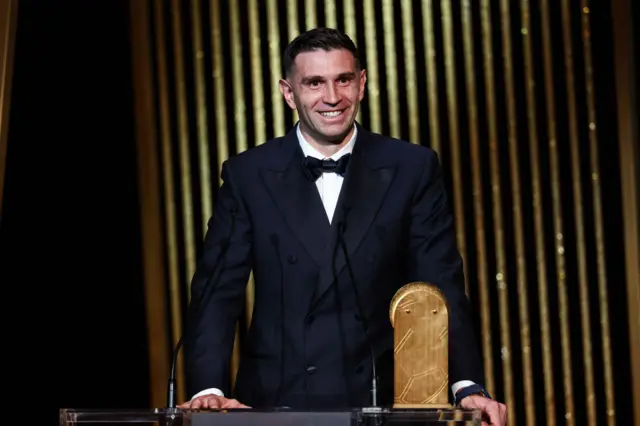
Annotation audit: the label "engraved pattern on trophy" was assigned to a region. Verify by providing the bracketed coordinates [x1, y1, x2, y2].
[390, 282, 451, 408]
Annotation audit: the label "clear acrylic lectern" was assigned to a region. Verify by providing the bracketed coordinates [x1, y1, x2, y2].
[60, 407, 482, 426]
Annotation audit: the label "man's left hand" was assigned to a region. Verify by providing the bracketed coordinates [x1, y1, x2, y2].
[459, 394, 507, 426]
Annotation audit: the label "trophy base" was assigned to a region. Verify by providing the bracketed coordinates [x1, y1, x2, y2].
[392, 403, 453, 409]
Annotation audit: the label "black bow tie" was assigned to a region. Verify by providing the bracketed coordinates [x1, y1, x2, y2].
[302, 154, 351, 181]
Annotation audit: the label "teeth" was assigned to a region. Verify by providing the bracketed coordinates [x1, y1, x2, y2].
[321, 111, 342, 117]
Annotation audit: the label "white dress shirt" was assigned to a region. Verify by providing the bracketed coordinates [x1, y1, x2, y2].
[297, 124, 357, 223]
[191, 124, 474, 401]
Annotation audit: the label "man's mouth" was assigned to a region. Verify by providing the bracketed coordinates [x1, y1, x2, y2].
[319, 109, 345, 118]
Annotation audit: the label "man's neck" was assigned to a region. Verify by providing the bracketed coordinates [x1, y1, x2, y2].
[300, 125, 356, 157]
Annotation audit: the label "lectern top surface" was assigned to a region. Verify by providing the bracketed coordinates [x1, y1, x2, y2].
[60, 407, 482, 426]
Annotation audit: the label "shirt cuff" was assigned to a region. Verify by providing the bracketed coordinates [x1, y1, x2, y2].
[191, 388, 225, 400]
[451, 380, 476, 397]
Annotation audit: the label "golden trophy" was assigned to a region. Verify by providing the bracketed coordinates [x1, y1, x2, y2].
[390, 281, 452, 409]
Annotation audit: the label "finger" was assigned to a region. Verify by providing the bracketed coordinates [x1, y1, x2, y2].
[500, 403, 508, 423]
[190, 398, 202, 409]
[177, 401, 191, 409]
[200, 397, 218, 410]
[222, 399, 242, 409]
[459, 396, 479, 410]
[227, 399, 251, 409]
[484, 402, 503, 426]
[209, 397, 222, 410]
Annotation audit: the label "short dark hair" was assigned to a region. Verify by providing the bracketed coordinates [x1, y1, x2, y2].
[282, 27, 361, 77]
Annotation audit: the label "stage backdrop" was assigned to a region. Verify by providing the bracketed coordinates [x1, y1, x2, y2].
[0, 0, 17, 216]
[129, 1, 639, 425]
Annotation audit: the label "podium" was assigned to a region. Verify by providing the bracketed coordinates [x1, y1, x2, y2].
[59, 407, 482, 426]
[60, 282, 482, 425]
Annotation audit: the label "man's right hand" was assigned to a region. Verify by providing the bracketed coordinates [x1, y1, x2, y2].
[178, 394, 250, 410]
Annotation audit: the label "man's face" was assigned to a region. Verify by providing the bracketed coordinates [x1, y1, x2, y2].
[280, 49, 366, 145]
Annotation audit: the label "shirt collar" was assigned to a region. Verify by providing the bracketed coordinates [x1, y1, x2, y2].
[296, 123, 357, 160]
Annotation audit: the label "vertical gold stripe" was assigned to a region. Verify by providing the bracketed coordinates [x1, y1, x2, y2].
[0, 0, 17, 215]
[611, 0, 640, 419]
[231, 323, 242, 389]
[287, 0, 299, 124]
[248, 0, 266, 145]
[305, 0, 317, 29]
[518, 2, 543, 425]
[325, 0, 337, 29]
[381, 0, 399, 138]
[343, 0, 356, 41]
[229, 1, 247, 154]
[130, 0, 171, 407]
[211, 0, 229, 180]
[560, 1, 581, 423]
[191, 0, 213, 234]
[363, 0, 380, 133]
[154, 0, 182, 402]
[441, 0, 469, 297]
[287, 0, 298, 41]
[421, 0, 441, 155]
[580, 4, 615, 424]
[479, 0, 501, 398]
[267, 0, 285, 137]
[539, 0, 559, 422]
[154, 0, 179, 374]
[400, 1, 419, 144]
[342, 0, 361, 123]
[171, 0, 196, 283]
[461, 0, 494, 400]
[495, 1, 517, 420]
[171, 0, 196, 403]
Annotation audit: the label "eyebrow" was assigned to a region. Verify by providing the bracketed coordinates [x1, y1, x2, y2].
[300, 76, 323, 85]
[336, 72, 357, 80]
[300, 72, 357, 84]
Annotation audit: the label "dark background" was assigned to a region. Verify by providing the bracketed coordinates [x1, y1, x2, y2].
[0, 0, 636, 425]
[0, 0, 148, 423]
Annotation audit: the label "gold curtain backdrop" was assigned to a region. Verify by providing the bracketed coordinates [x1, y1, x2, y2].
[129, 1, 639, 425]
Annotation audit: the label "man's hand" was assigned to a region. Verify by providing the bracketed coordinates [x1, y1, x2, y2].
[178, 394, 250, 410]
[459, 394, 507, 426]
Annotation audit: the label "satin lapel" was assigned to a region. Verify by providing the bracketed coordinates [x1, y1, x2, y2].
[259, 134, 331, 269]
[309, 132, 396, 312]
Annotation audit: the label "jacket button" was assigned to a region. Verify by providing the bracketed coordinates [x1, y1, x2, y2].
[356, 365, 364, 374]
[306, 315, 315, 325]
[306, 365, 317, 374]
[367, 254, 374, 263]
[287, 254, 297, 264]
[354, 314, 362, 321]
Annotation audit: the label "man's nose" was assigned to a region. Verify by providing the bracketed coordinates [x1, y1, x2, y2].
[322, 83, 340, 105]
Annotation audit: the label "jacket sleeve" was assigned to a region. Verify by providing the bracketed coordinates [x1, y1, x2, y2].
[406, 148, 485, 386]
[185, 160, 253, 398]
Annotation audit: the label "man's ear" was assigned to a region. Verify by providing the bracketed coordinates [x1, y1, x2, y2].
[358, 69, 367, 102]
[279, 79, 297, 110]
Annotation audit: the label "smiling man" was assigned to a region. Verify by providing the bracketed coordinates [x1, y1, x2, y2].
[180, 27, 507, 426]
[279, 45, 364, 158]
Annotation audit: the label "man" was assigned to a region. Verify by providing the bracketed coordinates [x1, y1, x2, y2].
[180, 28, 507, 425]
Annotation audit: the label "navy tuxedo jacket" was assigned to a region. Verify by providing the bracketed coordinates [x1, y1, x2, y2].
[184, 124, 484, 409]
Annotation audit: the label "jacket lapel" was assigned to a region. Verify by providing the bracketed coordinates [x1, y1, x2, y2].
[310, 127, 396, 312]
[259, 128, 331, 269]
